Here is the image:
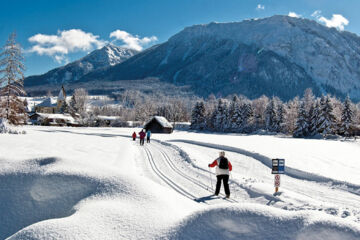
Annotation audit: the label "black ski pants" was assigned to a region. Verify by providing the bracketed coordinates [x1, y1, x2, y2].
[147, 136, 150, 143]
[215, 174, 230, 196]
[140, 138, 144, 145]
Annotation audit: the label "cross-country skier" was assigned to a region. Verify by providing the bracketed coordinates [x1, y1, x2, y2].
[139, 130, 146, 146]
[208, 151, 232, 198]
[132, 131, 137, 141]
[146, 130, 151, 143]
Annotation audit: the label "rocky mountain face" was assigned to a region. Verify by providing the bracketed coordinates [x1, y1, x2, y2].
[26, 15, 360, 100]
[25, 44, 138, 87]
[80, 15, 360, 100]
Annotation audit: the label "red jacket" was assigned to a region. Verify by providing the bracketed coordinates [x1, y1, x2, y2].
[132, 132, 136, 138]
[139, 131, 146, 139]
[209, 158, 232, 171]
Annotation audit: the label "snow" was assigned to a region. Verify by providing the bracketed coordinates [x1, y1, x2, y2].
[1, 126, 360, 239]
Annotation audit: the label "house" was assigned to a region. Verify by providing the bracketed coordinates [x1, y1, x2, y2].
[29, 113, 81, 126]
[34, 97, 58, 113]
[144, 116, 173, 133]
[35, 86, 67, 113]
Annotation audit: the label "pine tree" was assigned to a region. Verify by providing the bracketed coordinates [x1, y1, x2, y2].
[309, 101, 320, 135]
[265, 98, 277, 132]
[59, 101, 69, 114]
[317, 96, 336, 136]
[191, 101, 206, 130]
[214, 99, 227, 131]
[240, 102, 254, 133]
[340, 96, 354, 137]
[276, 103, 286, 133]
[0, 32, 26, 125]
[227, 96, 238, 131]
[293, 102, 309, 137]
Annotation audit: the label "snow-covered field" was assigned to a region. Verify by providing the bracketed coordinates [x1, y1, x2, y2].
[1, 126, 360, 239]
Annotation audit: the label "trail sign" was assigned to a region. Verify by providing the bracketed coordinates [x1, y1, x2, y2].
[272, 159, 285, 174]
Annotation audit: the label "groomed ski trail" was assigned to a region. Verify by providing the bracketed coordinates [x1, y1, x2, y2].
[139, 142, 238, 204]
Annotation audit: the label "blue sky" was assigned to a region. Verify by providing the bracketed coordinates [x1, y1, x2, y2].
[1, 0, 359, 76]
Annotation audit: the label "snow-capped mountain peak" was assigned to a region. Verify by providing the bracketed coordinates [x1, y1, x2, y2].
[25, 44, 139, 87]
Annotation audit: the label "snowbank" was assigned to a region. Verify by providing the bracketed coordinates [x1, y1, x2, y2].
[169, 204, 360, 240]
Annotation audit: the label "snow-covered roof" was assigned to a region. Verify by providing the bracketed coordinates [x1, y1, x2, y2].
[36, 97, 57, 107]
[97, 115, 121, 121]
[146, 116, 173, 128]
[36, 113, 77, 123]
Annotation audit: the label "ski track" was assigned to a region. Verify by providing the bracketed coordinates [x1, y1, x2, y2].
[139, 142, 238, 205]
[165, 139, 360, 196]
[146, 138, 360, 222]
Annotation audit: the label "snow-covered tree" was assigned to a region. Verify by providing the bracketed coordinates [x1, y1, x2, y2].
[214, 99, 227, 131]
[191, 101, 206, 130]
[284, 96, 299, 134]
[0, 32, 26, 125]
[252, 95, 269, 130]
[239, 102, 254, 132]
[226, 96, 240, 131]
[317, 96, 336, 136]
[340, 96, 354, 137]
[303, 88, 315, 113]
[276, 103, 286, 133]
[73, 88, 89, 116]
[265, 97, 277, 132]
[293, 102, 309, 137]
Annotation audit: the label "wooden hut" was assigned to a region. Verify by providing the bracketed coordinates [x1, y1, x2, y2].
[144, 116, 173, 133]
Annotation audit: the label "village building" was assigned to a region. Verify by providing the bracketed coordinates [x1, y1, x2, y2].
[29, 113, 80, 126]
[144, 116, 173, 133]
[35, 86, 66, 114]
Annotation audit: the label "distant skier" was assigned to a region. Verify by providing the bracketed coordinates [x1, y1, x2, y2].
[208, 151, 232, 198]
[146, 130, 151, 143]
[132, 131, 137, 141]
[139, 129, 146, 146]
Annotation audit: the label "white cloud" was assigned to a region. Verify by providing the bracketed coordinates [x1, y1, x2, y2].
[109, 30, 157, 51]
[288, 12, 301, 18]
[28, 29, 106, 63]
[256, 4, 265, 10]
[311, 10, 349, 31]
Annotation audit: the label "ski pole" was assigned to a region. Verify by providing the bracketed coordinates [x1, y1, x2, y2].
[208, 167, 213, 191]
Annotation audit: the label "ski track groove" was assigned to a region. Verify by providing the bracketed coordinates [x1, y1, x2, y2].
[143, 146, 200, 203]
[153, 144, 238, 203]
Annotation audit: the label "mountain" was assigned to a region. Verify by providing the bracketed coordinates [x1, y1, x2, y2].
[80, 15, 360, 100]
[25, 44, 138, 87]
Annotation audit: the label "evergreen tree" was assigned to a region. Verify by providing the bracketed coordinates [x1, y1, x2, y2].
[227, 96, 238, 131]
[191, 101, 206, 130]
[240, 102, 254, 132]
[317, 96, 336, 136]
[214, 99, 227, 131]
[265, 98, 277, 132]
[340, 96, 354, 137]
[59, 101, 69, 114]
[0, 32, 26, 125]
[276, 103, 286, 133]
[293, 102, 309, 137]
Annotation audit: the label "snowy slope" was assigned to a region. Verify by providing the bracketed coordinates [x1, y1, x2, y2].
[1, 126, 360, 239]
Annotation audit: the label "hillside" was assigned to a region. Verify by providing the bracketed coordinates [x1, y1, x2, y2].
[81, 15, 360, 100]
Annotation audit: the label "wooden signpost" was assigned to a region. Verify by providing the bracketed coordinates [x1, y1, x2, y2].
[272, 159, 285, 193]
